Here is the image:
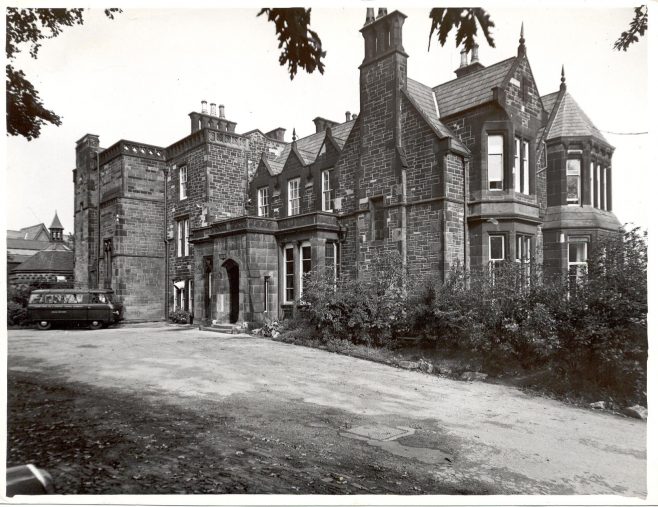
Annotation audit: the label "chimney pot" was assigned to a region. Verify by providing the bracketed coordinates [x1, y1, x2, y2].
[471, 43, 479, 63]
[345, 111, 351, 122]
[219, 104, 225, 119]
[210, 103, 217, 116]
[352, 113, 357, 120]
[460, 47, 468, 68]
[201, 100, 208, 114]
[377, 8, 387, 18]
[365, 7, 375, 25]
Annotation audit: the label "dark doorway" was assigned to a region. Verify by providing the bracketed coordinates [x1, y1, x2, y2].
[223, 259, 240, 323]
[203, 256, 213, 321]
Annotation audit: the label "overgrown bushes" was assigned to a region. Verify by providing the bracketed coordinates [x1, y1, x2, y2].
[7, 282, 49, 326]
[289, 228, 648, 405]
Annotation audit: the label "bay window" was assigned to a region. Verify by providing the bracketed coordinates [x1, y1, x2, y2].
[300, 242, 312, 296]
[566, 159, 581, 205]
[284, 245, 295, 302]
[487, 135, 504, 190]
[568, 238, 588, 288]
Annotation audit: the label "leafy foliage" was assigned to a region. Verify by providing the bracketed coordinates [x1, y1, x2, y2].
[613, 6, 648, 51]
[258, 8, 326, 80]
[6, 8, 120, 140]
[169, 309, 192, 324]
[7, 282, 50, 326]
[428, 8, 495, 51]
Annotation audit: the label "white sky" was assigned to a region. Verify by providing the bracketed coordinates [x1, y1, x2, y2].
[3, 4, 650, 234]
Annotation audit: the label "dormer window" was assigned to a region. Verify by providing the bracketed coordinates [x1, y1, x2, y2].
[487, 134, 504, 190]
[566, 159, 581, 205]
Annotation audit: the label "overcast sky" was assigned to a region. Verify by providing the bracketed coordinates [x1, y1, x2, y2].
[3, 4, 649, 234]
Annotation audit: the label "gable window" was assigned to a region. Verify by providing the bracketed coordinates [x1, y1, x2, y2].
[179, 165, 188, 200]
[322, 169, 334, 212]
[568, 237, 588, 288]
[257, 186, 269, 217]
[284, 245, 295, 302]
[177, 218, 189, 257]
[566, 159, 581, 205]
[288, 178, 300, 216]
[487, 135, 504, 190]
[300, 242, 312, 296]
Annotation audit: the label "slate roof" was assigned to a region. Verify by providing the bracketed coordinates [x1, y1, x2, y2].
[544, 92, 610, 146]
[433, 57, 516, 118]
[266, 120, 356, 174]
[7, 223, 50, 241]
[406, 78, 468, 152]
[49, 212, 64, 230]
[541, 91, 560, 117]
[6, 238, 51, 251]
[12, 249, 74, 273]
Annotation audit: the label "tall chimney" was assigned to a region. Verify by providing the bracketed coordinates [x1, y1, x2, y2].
[460, 47, 468, 67]
[471, 43, 479, 63]
[210, 103, 217, 116]
[345, 111, 351, 122]
[201, 100, 208, 114]
[218, 104, 225, 119]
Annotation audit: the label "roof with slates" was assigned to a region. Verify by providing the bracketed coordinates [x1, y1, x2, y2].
[11, 249, 74, 273]
[266, 120, 356, 174]
[545, 92, 610, 145]
[406, 78, 468, 152]
[432, 57, 516, 118]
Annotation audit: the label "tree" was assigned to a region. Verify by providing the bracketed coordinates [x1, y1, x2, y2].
[6, 8, 120, 141]
[260, 8, 497, 80]
[613, 6, 648, 51]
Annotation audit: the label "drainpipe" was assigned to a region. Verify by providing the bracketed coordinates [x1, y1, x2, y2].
[96, 150, 101, 288]
[163, 167, 169, 321]
[463, 158, 469, 271]
[401, 168, 407, 268]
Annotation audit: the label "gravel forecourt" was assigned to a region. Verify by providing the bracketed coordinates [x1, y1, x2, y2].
[6, 324, 647, 497]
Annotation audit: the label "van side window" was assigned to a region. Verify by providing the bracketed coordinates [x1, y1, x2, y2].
[91, 294, 107, 304]
[29, 294, 42, 304]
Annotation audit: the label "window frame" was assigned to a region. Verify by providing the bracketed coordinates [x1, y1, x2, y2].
[288, 177, 301, 216]
[489, 234, 506, 263]
[177, 218, 190, 257]
[568, 237, 589, 288]
[179, 165, 188, 201]
[284, 245, 295, 303]
[566, 158, 581, 205]
[487, 134, 504, 190]
[299, 241, 312, 296]
[257, 186, 269, 217]
[321, 169, 334, 212]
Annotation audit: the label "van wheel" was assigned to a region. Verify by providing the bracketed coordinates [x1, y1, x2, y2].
[36, 321, 51, 331]
[89, 320, 103, 330]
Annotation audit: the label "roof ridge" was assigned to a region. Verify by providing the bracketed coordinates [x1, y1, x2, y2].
[432, 56, 517, 90]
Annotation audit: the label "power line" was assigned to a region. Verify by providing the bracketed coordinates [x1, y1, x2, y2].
[600, 130, 648, 135]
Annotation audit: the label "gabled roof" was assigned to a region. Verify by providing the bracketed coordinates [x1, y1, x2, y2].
[266, 119, 357, 173]
[543, 91, 610, 146]
[406, 78, 468, 152]
[11, 249, 74, 273]
[49, 212, 64, 230]
[433, 57, 516, 118]
[7, 223, 50, 241]
[6, 238, 51, 251]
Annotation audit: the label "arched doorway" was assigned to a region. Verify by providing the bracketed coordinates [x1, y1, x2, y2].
[222, 259, 240, 323]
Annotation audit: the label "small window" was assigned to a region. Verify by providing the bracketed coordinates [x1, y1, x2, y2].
[325, 242, 338, 284]
[568, 238, 588, 288]
[566, 159, 581, 205]
[371, 197, 387, 240]
[487, 135, 504, 190]
[300, 243, 312, 296]
[257, 187, 269, 217]
[284, 246, 295, 302]
[177, 218, 190, 257]
[489, 235, 505, 263]
[322, 169, 334, 212]
[179, 165, 188, 201]
[288, 178, 300, 216]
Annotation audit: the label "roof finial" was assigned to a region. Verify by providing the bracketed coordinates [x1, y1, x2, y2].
[518, 21, 526, 56]
[365, 8, 375, 25]
[560, 64, 566, 91]
[292, 128, 297, 142]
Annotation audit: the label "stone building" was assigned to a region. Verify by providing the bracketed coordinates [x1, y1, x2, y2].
[73, 8, 620, 323]
[9, 213, 74, 287]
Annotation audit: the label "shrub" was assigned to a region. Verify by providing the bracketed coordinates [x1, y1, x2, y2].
[169, 309, 192, 324]
[7, 301, 28, 326]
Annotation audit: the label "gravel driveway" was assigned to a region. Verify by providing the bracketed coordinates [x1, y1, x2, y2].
[7, 325, 647, 497]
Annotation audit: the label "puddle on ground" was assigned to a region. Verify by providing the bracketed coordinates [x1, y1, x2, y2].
[340, 424, 453, 465]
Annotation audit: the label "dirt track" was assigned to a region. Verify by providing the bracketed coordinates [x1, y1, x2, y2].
[6, 325, 647, 496]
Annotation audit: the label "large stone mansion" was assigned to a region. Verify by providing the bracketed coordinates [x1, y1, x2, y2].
[73, 8, 620, 323]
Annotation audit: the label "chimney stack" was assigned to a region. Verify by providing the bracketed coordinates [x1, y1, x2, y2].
[345, 111, 351, 122]
[471, 43, 479, 63]
[377, 8, 387, 18]
[219, 104, 225, 119]
[460, 47, 468, 68]
[210, 103, 217, 116]
[201, 100, 208, 114]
